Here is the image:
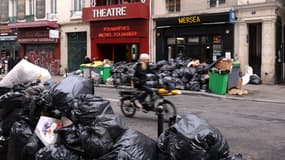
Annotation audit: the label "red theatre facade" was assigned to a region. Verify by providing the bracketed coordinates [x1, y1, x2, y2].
[82, 1, 150, 62]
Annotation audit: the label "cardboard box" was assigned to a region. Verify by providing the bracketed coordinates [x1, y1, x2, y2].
[215, 59, 233, 70]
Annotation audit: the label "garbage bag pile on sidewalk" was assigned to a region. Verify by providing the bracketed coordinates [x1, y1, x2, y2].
[110, 57, 212, 91]
[158, 113, 246, 160]
[0, 75, 158, 160]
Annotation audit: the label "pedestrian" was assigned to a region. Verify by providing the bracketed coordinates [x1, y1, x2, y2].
[7, 52, 15, 72]
[84, 56, 92, 64]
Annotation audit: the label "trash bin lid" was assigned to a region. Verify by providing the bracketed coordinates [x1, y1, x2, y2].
[232, 61, 240, 67]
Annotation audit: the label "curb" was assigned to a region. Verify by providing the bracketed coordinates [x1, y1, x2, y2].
[96, 84, 285, 104]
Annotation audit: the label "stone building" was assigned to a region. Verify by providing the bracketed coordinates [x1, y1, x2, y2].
[151, 0, 285, 84]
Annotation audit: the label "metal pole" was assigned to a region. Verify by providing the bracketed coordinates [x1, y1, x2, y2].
[157, 105, 164, 137]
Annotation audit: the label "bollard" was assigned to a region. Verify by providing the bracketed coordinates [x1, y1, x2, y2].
[157, 105, 164, 137]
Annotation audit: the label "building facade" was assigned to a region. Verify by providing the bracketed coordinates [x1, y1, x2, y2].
[152, 0, 285, 84]
[82, 0, 150, 62]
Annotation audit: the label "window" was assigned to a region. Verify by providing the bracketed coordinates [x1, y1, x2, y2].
[51, 0, 56, 14]
[74, 0, 83, 12]
[29, 0, 34, 15]
[17, 0, 26, 20]
[11, 0, 17, 17]
[0, 0, 9, 21]
[36, 0, 45, 19]
[166, 0, 180, 12]
[209, 0, 225, 7]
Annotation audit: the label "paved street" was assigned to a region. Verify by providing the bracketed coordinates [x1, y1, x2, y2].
[95, 87, 285, 160]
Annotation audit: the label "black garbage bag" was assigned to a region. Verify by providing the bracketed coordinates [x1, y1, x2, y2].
[12, 80, 41, 92]
[97, 129, 157, 160]
[187, 81, 201, 91]
[81, 126, 114, 159]
[46, 75, 93, 114]
[55, 124, 85, 154]
[0, 135, 7, 160]
[91, 114, 127, 140]
[70, 94, 113, 125]
[0, 92, 30, 120]
[7, 120, 34, 160]
[158, 113, 229, 160]
[1, 107, 28, 137]
[35, 144, 80, 160]
[249, 74, 262, 85]
[23, 85, 46, 96]
[0, 87, 11, 96]
[225, 153, 247, 160]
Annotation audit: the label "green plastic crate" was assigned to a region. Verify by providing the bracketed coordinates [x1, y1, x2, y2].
[209, 71, 229, 95]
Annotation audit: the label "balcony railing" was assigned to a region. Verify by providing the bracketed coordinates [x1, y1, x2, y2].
[8, 16, 17, 23]
[25, 15, 35, 22]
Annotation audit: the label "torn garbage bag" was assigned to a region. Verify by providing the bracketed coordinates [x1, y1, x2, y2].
[158, 113, 229, 160]
[97, 129, 157, 160]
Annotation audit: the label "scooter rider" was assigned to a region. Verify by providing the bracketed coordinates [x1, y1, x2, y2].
[133, 53, 154, 109]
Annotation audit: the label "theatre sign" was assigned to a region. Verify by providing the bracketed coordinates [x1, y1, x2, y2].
[82, 3, 149, 21]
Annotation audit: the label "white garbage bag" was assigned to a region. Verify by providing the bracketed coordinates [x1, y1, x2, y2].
[242, 65, 253, 85]
[0, 59, 51, 88]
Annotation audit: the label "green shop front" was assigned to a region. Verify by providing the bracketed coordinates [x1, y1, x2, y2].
[154, 12, 234, 63]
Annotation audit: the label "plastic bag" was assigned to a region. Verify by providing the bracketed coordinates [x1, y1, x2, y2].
[70, 94, 114, 125]
[7, 120, 34, 160]
[0, 59, 51, 88]
[35, 144, 80, 160]
[46, 75, 93, 113]
[91, 114, 126, 140]
[249, 74, 262, 85]
[158, 113, 229, 160]
[81, 126, 114, 159]
[97, 129, 157, 160]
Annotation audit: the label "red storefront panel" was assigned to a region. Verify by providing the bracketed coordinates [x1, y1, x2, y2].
[90, 19, 149, 60]
[91, 19, 148, 39]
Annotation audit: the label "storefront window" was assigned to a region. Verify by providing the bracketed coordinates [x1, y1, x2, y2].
[166, 0, 180, 12]
[176, 37, 185, 44]
[212, 35, 223, 61]
[167, 37, 176, 45]
[187, 36, 199, 44]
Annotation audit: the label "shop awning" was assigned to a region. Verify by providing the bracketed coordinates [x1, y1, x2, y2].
[0, 36, 17, 41]
[8, 21, 60, 29]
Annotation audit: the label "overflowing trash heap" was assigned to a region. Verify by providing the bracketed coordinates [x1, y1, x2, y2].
[110, 57, 212, 91]
[0, 60, 246, 160]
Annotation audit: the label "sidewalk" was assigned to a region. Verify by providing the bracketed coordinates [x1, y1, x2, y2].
[1, 74, 285, 104]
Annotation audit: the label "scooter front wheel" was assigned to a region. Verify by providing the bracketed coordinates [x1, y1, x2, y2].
[120, 99, 136, 117]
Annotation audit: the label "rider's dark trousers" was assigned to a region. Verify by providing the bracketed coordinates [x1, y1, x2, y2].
[138, 84, 153, 104]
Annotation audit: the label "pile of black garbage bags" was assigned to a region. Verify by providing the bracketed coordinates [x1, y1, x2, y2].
[0, 75, 245, 160]
[111, 57, 213, 91]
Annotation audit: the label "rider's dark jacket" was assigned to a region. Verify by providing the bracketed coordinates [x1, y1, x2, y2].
[133, 62, 150, 88]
